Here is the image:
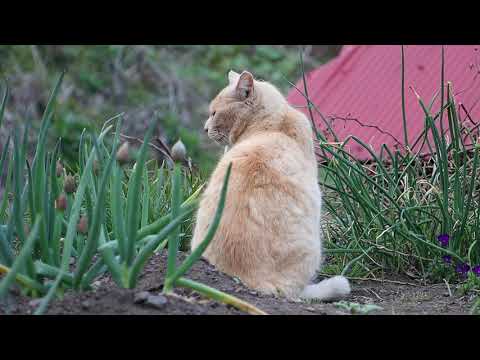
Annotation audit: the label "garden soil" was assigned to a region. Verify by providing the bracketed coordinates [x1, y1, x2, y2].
[1, 252, 475, 315]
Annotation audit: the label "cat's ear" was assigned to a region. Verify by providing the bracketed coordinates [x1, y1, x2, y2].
[235, 71, 254, 100]
[228, 70, 240, 84]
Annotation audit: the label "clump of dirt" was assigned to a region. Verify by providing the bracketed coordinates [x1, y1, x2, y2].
[0, 252, 476, 315]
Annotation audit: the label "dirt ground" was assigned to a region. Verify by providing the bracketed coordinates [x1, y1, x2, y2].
[0, 252, 476, 315]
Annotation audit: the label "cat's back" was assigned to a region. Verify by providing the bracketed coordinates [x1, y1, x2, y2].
[195, 119, 322, 283]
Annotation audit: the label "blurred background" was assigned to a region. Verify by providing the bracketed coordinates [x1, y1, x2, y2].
[0, 45, 341, 175]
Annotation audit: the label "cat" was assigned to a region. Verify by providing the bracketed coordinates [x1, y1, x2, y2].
[191, 70, 350, 301]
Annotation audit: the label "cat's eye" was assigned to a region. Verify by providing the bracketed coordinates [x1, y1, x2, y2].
[211, 111, 216, 117]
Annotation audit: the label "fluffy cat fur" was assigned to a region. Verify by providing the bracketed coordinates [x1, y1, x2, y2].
[191, 70, 350, 301]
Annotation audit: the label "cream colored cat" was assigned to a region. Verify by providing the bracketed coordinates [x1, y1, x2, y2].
[191, 70, 350, 301]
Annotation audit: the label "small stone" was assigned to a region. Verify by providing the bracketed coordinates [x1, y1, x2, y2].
[28, 299, 42, 308]
[145, 294, 168, 310]
[134, 291, 151, 304]
[9, 286, 21, 296]
[290, 297, 303, 304]
[81, 300, 91, 310]
[305, 307, 316, 312]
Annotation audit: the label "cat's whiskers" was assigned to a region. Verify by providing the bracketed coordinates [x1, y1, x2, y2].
[209, 130, 229, 146]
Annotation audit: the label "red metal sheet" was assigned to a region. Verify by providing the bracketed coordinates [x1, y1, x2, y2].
[287, 45, 480, 160]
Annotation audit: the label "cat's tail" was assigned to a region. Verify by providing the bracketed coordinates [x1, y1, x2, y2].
[300, 276, 351, 302]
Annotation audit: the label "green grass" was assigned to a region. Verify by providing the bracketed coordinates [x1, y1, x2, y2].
[0, 76, 265, 315]
[293, 47, 480, 313]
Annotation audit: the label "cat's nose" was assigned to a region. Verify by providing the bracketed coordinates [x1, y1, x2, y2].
[204, 118, 211, 133]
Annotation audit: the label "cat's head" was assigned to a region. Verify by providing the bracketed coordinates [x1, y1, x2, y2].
[204, 70, 286, 145]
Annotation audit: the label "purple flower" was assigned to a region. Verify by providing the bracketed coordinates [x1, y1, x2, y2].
[456, 262, 471, 276]
[473, 265, 480, 277]
[437, 234, 450, 247]
[442, 255, 452, 264]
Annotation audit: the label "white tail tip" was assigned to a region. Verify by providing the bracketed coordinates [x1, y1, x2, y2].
[300, 276, 351, 302]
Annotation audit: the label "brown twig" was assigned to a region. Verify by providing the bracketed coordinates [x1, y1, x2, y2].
[460, 103, 478, 125]
[153, 137, 173, 159]
[118, 133, 174, 165]
[328, 115, 404, 147]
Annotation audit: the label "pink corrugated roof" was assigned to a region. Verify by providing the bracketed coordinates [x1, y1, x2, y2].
[287, 45, 480, 160]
